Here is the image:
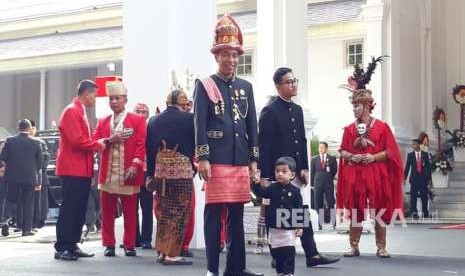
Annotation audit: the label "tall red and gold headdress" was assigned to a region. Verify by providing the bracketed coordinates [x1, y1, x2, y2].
[211, 14, 244, 55]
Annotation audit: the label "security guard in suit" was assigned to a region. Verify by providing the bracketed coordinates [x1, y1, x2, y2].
[404, 139, 432, 218]
[194, 14, 262, 276]
[310, 142, 337, 228]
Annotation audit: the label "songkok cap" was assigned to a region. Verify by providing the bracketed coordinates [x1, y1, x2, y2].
[106, 81, 128, 96]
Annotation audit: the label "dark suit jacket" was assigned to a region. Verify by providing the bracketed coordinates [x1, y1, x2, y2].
[310, 154, 337, 188]
[258, 97, 308, 180]
[146, 106, 195, 177]
[0, 133, 43, 185]
[37, 138, 50, 186]
[404, 151, 431, 185]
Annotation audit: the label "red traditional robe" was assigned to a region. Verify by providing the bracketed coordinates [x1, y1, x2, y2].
[336, 119, 404, 223]
[94, 112, 147, 189]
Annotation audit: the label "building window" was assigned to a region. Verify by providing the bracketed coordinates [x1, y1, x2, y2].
[345, 41, 363, 67]
[237, 52, 253, 76]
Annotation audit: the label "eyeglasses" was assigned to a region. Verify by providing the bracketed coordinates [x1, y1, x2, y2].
[280, 78, 299, 85]
[135, 110, 148, 114]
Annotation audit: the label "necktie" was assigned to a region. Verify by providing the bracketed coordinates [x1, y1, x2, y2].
[416, 152, 422, 174]
[320, 155, 326, 170]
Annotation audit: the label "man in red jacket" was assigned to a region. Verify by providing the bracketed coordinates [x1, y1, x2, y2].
[54, 80, 106, 261]
[94, 81, 146, 257]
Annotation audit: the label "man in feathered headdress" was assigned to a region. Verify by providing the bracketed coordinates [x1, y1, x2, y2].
[337, 56, 404, 258]
[193, 14, 262, 276]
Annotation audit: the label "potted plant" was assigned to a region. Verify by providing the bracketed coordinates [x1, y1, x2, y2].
[445, 129, 465, 161]
[431, 152, 453, 188]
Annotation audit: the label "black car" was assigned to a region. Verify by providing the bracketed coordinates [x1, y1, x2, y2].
[36, 130, 100, 221]
[36, 130, 62, 209]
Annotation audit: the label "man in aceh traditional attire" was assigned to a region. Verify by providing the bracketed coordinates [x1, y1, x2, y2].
[194, 14, 263, 276]
[337, 57, 404, 258]
[146, 88, 195, 265]
[94, 81, 146, 257]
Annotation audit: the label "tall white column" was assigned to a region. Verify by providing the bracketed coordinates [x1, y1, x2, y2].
[39, 70, 46, 130]
[123, 0, 215, 115]
[362, 0, 385, 120]
[123, 0, 216, 249]
[257, 0, 315, 212]
[256, 0, 308, 108]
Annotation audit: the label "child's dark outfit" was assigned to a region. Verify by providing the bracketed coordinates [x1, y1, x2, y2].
[253, 181, 303, 275]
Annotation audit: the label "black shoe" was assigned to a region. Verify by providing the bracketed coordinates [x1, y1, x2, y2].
[181, 249, 194, 258]
[410, 212, 419, 219]
[224, 269, 264, 276]
[1, 224, 9, 237]
[140, 242, 153, 249]
[55, 250, 78, 261]
[306, 254, 340, 267]
[21, 231, 35, 236]
[124, 248, 137, 257]
[104, 246, 116, 257]
[73, 248, 95, 258]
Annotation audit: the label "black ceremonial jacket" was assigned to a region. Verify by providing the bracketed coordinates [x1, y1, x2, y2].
[194, 73, 259, 165]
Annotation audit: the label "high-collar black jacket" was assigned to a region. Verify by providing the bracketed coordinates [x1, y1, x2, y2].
[193, 74, 259, 165]
[253, 181, 304, 229]
[258, 97, 309, 180]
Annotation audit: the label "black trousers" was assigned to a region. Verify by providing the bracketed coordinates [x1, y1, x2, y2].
[136, 185, 153, 244]
[32, 190, 41, 226]
[7, 183, 34, 232]
[410, 182, 429, 217]
[85, 185, 100, 227]
[300, 205, 319, 259]
[54, 176, 91, 252]
[204, 203, 245, 274]
[270, 246, 295, 274]
[314, 184, 335, 225]
[40, 185, 49, 222]
[0, 179, 6, 220]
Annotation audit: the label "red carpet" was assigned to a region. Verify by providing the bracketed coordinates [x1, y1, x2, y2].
[431, 224, 465, 229]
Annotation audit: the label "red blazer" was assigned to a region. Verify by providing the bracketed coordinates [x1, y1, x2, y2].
[94, 112, 146, 186]
[56, 98, 103, 177]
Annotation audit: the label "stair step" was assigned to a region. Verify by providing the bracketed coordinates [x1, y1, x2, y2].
[449, 174, 465, 181]
[433, 194, 465, 203]
[430, 202, 465, 210]
[431, 209, 465, 219]
[433, 188, 465, 195]
[452, 162, 465, 170]
[448, 181, 465, 188]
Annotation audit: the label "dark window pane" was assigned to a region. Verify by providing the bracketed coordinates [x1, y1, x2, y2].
[349, 44, 354, 54]
[245, 55, 252, 64]
[356, 44, 362, 53]
[237, 67, 244, 75]
[245, 65, 252, 75]
[356, 55, 362, 64]
[349, 55, 355, 65]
